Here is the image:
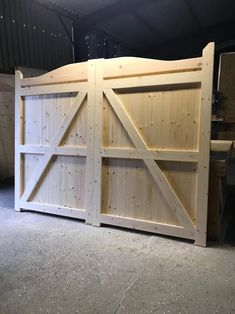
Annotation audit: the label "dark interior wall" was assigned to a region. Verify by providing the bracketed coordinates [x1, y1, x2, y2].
[71, 0, 235, 63]
[1, 0, 234, 74]
[0, 0, 73, 72]
[75, 28, 134, 62]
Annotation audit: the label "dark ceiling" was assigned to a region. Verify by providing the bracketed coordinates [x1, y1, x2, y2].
[37, 0, 235, 58]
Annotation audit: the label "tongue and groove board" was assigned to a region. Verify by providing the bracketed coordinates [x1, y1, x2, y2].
[15, 43, 214, 246]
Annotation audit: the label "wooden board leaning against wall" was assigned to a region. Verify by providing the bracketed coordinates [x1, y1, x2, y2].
[0, 74, 14, 181]
[15, 43, 214, 246]
[0, 67, 46, 181]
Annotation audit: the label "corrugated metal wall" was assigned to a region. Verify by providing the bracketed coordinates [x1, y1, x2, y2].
[0, 0, 73, 71]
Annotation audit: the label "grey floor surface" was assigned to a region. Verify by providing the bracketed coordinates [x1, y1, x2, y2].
[0, 183, 235, 314]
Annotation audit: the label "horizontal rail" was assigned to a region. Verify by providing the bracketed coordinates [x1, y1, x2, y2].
[102, 148, 199, 162]
[20, 146, 198, 162]
[103, 57, 203, 80]
[21, 76, 87, 87]
[19, 145, 87, 156]
[20, 83, 87, 96]
[100, 214, 195, 240]
[21, 62, 88, 87]
[103, 71, 202, 89]
[20, 201, 87, 220]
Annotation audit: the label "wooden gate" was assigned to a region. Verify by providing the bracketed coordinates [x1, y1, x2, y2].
[15, 43, 214, 246]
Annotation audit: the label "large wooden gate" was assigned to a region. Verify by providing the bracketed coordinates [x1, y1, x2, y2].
[15, 43, 214, 246]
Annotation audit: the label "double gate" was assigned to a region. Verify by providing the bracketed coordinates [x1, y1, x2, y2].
[15, 43, 214, 246]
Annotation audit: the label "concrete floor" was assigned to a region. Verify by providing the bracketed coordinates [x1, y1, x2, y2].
[0, 182, 235, 314]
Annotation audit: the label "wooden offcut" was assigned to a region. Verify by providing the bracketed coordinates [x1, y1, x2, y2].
[15, 43, 214, 246]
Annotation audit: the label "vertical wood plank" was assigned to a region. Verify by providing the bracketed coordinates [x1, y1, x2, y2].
[195, 43, 214, 246]
[91, 59, 104, 226]
[85, 60, 96, 224]
[15, 70, 23, 211]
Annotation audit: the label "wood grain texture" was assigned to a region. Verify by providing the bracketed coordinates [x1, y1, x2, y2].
[103, 89, 194, 230]
[15, 45, 214, 245]
[195, 43, 214, 246]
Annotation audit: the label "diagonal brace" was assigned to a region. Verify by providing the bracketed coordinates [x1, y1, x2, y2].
[104, 89, 195, 230]
[20, 91, 87, 203]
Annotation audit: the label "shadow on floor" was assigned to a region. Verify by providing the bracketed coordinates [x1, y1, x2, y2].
[224, 185, 235, 245]
[0, 177, 14, 209]
[0, 177, 235, 245]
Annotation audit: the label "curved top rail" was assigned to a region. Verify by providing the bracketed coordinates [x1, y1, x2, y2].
[21, 61, 88, 87]
[102, 56, 203, 80]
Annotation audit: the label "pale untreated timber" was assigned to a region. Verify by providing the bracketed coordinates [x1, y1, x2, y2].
[91, 59, 104, 226]
[21, 91, 87, 203]
[15, 71, 23, 210]
[102, 148, 199, 162]
[104, 88, 195, 230]
[20, 201, 87, 220]
[15, 44, 214, 245]
[100, 214, 195, 240]
[210, 140, 233, 153]
[104, 71, 202, 89]
[19, 145, 87, 156]
[103, 56, 202, 80]
[195, 43, 214, 247]
[85, 60, 96, 224]
[21, 62, 88, 87]
[19, 82, 87, 96]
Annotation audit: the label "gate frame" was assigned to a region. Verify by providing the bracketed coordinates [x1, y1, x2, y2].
[15, 43, 214, 246]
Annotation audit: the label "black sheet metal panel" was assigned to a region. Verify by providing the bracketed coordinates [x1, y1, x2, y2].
[0, 0, 73, 71]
